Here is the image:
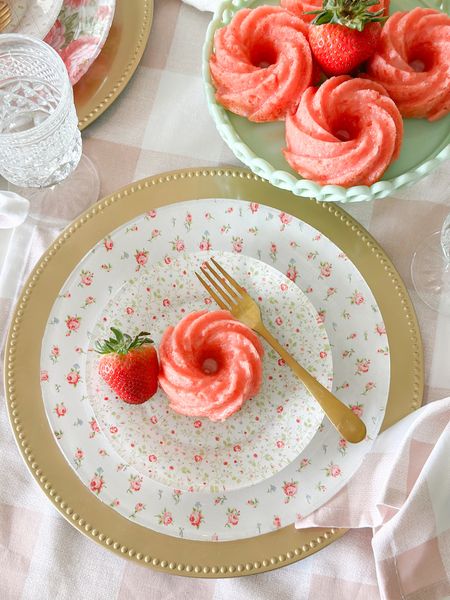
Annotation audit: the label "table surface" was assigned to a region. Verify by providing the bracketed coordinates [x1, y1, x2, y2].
[1, 1, 450, 598]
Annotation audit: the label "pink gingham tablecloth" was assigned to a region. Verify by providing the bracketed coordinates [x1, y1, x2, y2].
[1, 1, 450, 598]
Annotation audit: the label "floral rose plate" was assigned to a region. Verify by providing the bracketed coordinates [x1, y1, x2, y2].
[45, 0, 115, 85]
[40, 198, 390, 541]
[85, 251, 333, 493]
[4, 0, 63, 38]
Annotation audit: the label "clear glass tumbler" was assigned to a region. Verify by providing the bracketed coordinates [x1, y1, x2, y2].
[0, 34, 82, 187]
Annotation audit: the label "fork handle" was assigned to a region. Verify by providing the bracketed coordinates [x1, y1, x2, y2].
[256, 324, 367, 443]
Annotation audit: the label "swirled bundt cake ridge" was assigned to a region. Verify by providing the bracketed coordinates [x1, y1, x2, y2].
[209, 5, 313, 122]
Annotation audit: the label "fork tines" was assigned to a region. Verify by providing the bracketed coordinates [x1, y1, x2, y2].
[195, 258, 244, 311]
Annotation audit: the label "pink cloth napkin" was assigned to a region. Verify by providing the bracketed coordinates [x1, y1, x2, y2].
[295, 398, 450, 600]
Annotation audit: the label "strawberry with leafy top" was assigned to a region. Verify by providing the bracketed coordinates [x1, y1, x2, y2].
[308, 0, 387, 75]
[95, 328, 159, 404]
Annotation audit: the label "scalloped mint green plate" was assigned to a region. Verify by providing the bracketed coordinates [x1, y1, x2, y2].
[202, 0, 450, 202]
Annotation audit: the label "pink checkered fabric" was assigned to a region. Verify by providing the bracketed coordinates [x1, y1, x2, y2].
[1, 1, 449, 598]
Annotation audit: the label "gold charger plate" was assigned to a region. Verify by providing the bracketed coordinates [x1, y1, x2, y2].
[75, 0, 153, 131]
[5, 168, 423, 577]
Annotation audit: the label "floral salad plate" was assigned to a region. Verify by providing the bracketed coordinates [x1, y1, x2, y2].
[40, 198, 390, 542]
[45, 0, 115, 85]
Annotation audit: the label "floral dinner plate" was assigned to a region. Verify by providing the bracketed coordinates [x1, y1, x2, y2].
[85, 251, 333, 493]
[45, 0, 115, 85]
[40, 198, 390, 542]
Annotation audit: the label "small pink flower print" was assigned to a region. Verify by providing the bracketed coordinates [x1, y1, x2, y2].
[319, 261, 332, 278]
[247, 498, 259, 508]
[350, 402, 364, 417]
[325, 287, 337, 300]
[65, 315, 81, 336]
[226, 207, 234, 213]
[363, 381, 376, 395]
[171, 237, 185, 252]
[319, 351, 328, 359]
[150, 228, 160, 240]
[339, 439, 347, 449]
[74, 448, 84, 469]
[101, 263, 112, 272]
[286, 263, 298, 283]
[225, 508, 240, 528]
[355, 358, 371, 375]
[90, 472, 105, 494]
[233, 444, 241, 452]
[316, 309, 326, 325]
[148, 454, 157, 462]
[232, 236, 243, 253]
[135, 502, 145, 513]
[277, 405, 284, 413]
[375, 323, 386, 335]
[194, 420, 202, 428]
[204, 297, 212, 305]
[276, 440, 285, 448]
[172, 490, 182, 504]
[150, 416, 158, 425]
[128, 475, 143, 493]
[162, 298, 171, 307]
[89, 418, 100, 438]
[204, 212, 214, 220]
[147, 210, 157, 218]
[157, 509, 173, 525]
[282, 481, 298, 503]
[306, 286, 313, 294]
[66, 368, 81, 387]
[249, 202, 260, 213]
[164, 255, 172, 265]
[275, 316, 283, 326]
[199, 235, 212, 251]
[350, 290, 365, 305]
[280, 283, 288, 292]
[299, 457, 311, 470]
[110, 498, 120, 508]
[194, 454, 203, 463]
[104, 237, 113, 251]
[269, 242, 277, 262]
[214, 495, 227, 505]
[44, 19, 65, 50]
[273, 516, 282, 528]
[134, 249, 149, 271]
[126, 307, 134, 315]
[189, 506, 204, 529]
[98, 449, 108, 457]
[307, 250, 319, 261]
[184, 212, 193, 230]
[84, 296, 95, 307]
[50, 346, 60, 363]
[110, 426, 118, 434]
[54, 403, 67, 417]
[279, 212, 292, 230]
[278, 358, 285, 367]
[79, 270, 93, 287]
[40, 370, 49, 382]
[324, 463, 341, 478]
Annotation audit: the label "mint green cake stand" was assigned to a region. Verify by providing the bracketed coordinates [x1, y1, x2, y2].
[202, 0, 450, 202]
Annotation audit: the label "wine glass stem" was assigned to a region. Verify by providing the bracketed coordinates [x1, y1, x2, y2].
[440, 213, 450, 264]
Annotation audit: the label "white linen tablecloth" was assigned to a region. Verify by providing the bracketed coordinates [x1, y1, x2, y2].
[0, 1, 449, 598]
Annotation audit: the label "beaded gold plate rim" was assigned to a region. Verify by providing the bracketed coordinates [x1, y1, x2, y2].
[4, 167, 423, 577]
[74, 0, 154, 131]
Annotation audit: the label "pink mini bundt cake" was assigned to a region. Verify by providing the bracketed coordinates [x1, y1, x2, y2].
[209, 5, 313, 122]
[158, 310, 264, 422]
[283, 75, 403, 187]
[281, 0, 390, 23]
[365, 8, 450, 121]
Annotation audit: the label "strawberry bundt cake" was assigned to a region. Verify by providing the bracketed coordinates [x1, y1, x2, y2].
[158, 310, 264, 422]
[209, 5, 313, 122]
[365, 8, 450, 121]
[281, 0, 390, 23]
[283, 75, 403, 187]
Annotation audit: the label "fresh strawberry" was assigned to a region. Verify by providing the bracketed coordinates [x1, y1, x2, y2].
[307, 0, 386, 75]
[95, 328, 159, 404]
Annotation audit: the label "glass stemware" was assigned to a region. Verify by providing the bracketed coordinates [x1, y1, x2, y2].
[0, 33, 99, 206]
[411, 212, 450, 315]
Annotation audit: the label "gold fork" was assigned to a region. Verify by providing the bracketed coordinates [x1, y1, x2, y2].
[0, 1, 11, 32]
[196, 258, 367, 444]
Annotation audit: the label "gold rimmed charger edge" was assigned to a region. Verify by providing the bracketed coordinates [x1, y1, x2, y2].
[74, 0, 153, 131]
[4, 167, 424, 577]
